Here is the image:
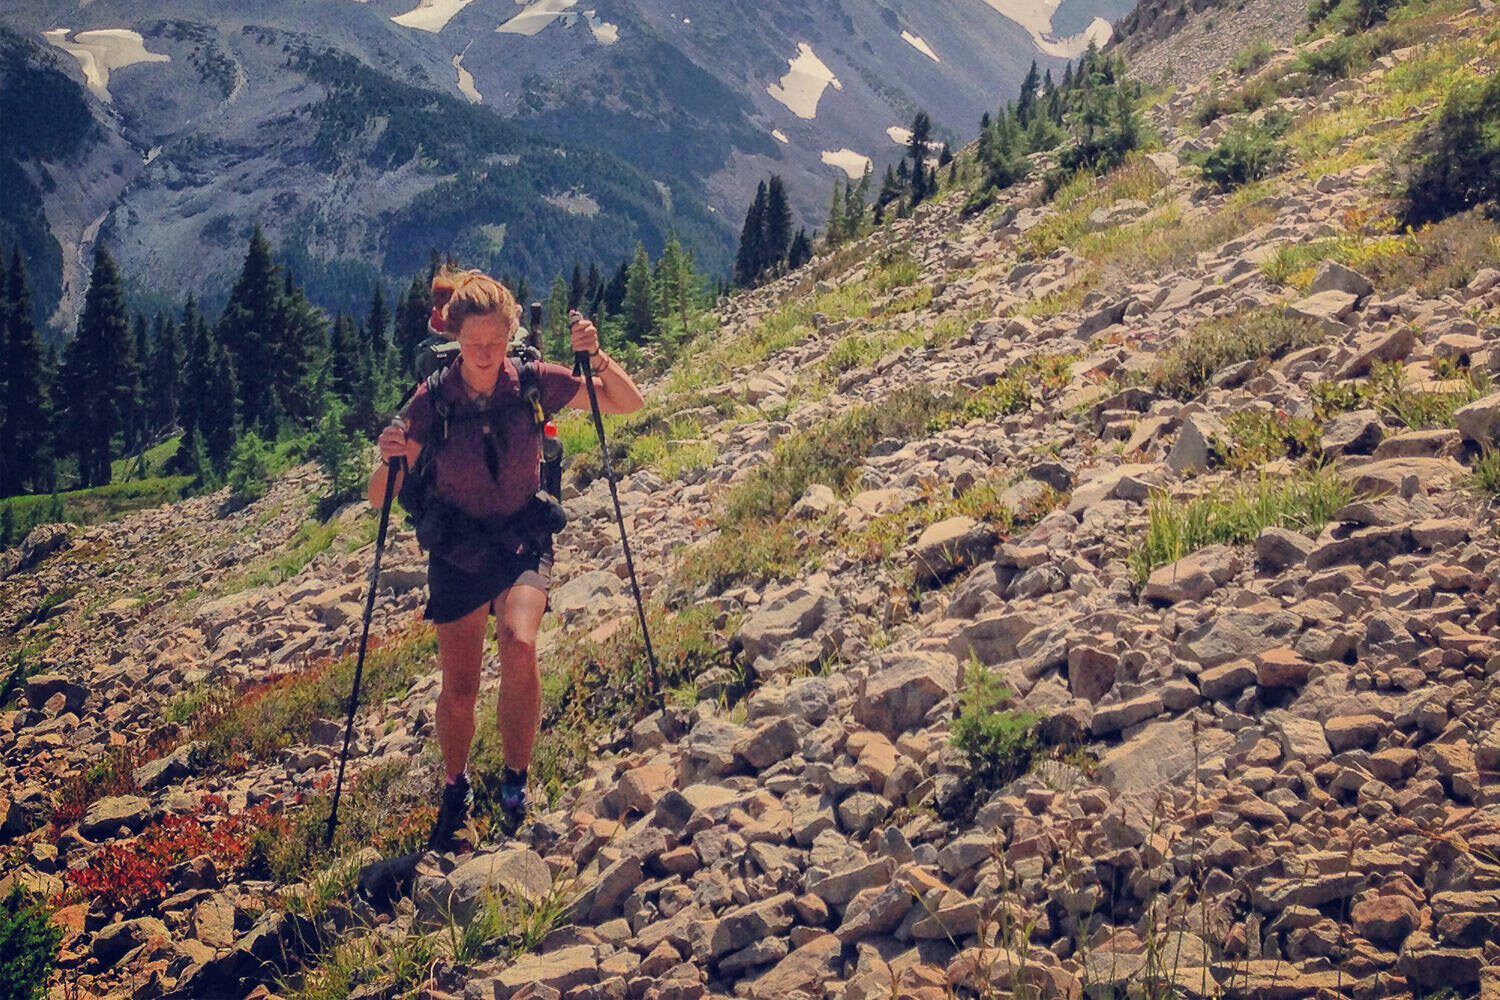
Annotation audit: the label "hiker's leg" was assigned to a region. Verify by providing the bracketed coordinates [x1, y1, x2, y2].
[435, 602, 488, 781]
[493, 578, 546, 770]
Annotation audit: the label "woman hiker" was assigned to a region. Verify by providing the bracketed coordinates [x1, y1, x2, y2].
[368, 270, 644, 849]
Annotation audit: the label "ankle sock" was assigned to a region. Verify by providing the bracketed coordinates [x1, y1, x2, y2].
[503, 766, 527, 786]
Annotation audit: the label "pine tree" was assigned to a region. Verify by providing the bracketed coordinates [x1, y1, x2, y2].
[147, 312, 181, 436]
[176, 298, 238, 481]
[603, 261, 629, 317]
[365, 282, 389, 362]
[584, 262, 603, 318]
[655, 234, 691, 338]
[825, 177, 846, 248]
[763, 175, 793, 276]
[125, 313, 149, 456]
[273, 278, 329, 432]
[623, 242, 655, 343]
[328, 311, 376, 433]
[62, 244, 134, 488]
[1, 248, 51, 496]
[907, 111, 933, 206]
[1016, 61, 1041, 128]
[393, 274, 432, 379]
[569, 261, 585, 311]
[734, 180, 767, 287]
[848, 165, 872, 240]
[546, 273, 570, 359]
[787, 229, 813, 271]
[216, 228, 279, 435]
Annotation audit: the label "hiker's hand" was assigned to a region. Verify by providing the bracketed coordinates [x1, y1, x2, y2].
[569, 311, 600, 357]
[378, 423, 415, 463]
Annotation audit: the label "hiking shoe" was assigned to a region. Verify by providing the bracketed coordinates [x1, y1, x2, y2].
[498, 768, 528, 837]
[427, 774, 472, 852]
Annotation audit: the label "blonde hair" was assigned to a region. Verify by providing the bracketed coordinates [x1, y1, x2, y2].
[439, 270, 520, 340]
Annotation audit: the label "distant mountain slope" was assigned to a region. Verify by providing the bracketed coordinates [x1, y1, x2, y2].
[0, 0, 1133, 334]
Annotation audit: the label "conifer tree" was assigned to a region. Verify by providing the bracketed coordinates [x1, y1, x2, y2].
[763, 176, 793, 276]
[623, 242, 655, 343]
[569, 262, 585, 311]
[217, 228, 280, 435]
[176, 298, 237, 481]
[603, 261, 629, 317]
[393, 274, 432, 379]
[147, 312, 181, 436]
[734, 180, 767, 287]
[787, 229, 813, 271]
[546, 273, 570, 359]
[825, 176, 846, 248]
[584, 262, 603, 318]
[655, 234, 692, 336]
[365, 282, 389, 362]
[273, 277, 330, 431]
[1, 248, 51, 496]
[61, 244, 133, 488]
[907, 111, 933, 206]
[125, 312, 149, 456]
[328, 311, 376, 433]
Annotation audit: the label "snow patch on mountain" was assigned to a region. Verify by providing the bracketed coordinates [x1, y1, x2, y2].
[499, 0, 572, 35]
[587, 13, 619, 43]
[821, 149, 870, 178]
[772, 129, 789, 143]
[901, 31, 940, 62]
[391, 0, 476, 33]
[42, 28, 169, 102]
[453, 51, 481, 102]
[975, 0, 1113, 58]
[887, 126, 912, 145]
[767, 43, 842, 119]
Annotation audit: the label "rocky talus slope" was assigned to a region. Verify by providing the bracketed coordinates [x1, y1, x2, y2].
[5, 3, 1500, 999]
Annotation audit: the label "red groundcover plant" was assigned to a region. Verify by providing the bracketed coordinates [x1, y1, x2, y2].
[54, 796, 288, 914]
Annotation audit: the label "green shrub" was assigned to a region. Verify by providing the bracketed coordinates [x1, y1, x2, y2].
[951, 665, 1041, 796]
[1470, 449, 1500, 497]
[0, 887, 61, 1000]
[1404, 72, 1500, 226]
[1200, 122, 1288, 190]
[227, 432, 272, 506]
[315, 400, 371, 505]
[1219, 409, 1322, 470]
[1230, 38, 1275, 74]
[1150, 307, 1324, 400]
[1129, 469, 1356, 582]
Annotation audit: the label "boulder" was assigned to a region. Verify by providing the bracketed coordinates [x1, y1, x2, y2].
[911, 517, 998, 585]
[1255, 527, 1314, 571]
[1166, 414, 1227, 475]
[1308, 261, 1374, 299]
[1455, 392, 1500, 450]
[1320, 409, 1384, 458]
[1144, 545, 1240, 603]
[855, 651, 960, 738]
[0, 524, 70, 580]
[80, 795, 152, 839]
[1337, 326, 1418, 378]
[735, 580, 838, 675]
[1286, 290, 1357, 326]
[550, 571, 623, 621]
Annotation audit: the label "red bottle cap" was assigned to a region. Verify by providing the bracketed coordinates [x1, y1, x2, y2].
[544, 421, 558, 438]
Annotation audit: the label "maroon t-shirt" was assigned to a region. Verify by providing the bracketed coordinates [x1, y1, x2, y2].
[403, 357, 580, 519]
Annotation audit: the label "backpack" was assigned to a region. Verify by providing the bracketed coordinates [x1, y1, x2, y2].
[399, 335, 566, 555]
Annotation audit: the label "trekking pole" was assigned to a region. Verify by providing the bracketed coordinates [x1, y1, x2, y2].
[325, 456, 403, 847]
[571, 312, 661, 698]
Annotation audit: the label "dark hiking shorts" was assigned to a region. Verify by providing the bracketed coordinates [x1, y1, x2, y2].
[425, 541, 553, 624]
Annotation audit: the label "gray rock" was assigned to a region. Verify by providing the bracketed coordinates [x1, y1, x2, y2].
[1321, 409, 1384, 457]
[1097, 717, 1232, 810]
[735, 581, 838, 674]
[1455, 392, 1500, 450]
[550, 571, 624, 621]
[491, 945, 600, 1000]
[92, 917, 169, 966]
[836, 792, 891, 838]
[0, 523, 70, 580]
[710, 893, 795, 957]
[806, 858, 895, 905]
[909, 517, 997, 584]
[1144, 544, 1240, 604]
[1286, 289, 1357, 326]
[733, 717, 803, 770]
[1309, 261, 1374, 299]
[424, 848, 552, 926]
[855, 651, 960, 738]
[1166, 413, 1226, 475]
[1255, 527, 1314, 571]
[1177, 608, 1301, 668]
[680, 717, 752, 782]
[80, 795, 152, 839]
[1337, 326, 1417, 378]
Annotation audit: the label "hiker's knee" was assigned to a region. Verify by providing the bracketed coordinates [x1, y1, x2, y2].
[495, 621, 536, 665]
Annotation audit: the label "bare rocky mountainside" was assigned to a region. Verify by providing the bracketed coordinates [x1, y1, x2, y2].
[4, 0, 1500, 997]
[0, 0, 1116, 336]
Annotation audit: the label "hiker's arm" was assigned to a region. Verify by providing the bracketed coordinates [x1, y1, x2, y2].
[368, 423, 421, 508]
[566, 314, 645, 415]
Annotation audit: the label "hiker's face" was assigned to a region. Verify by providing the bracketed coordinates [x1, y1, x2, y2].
[455, 311, 515, 375]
